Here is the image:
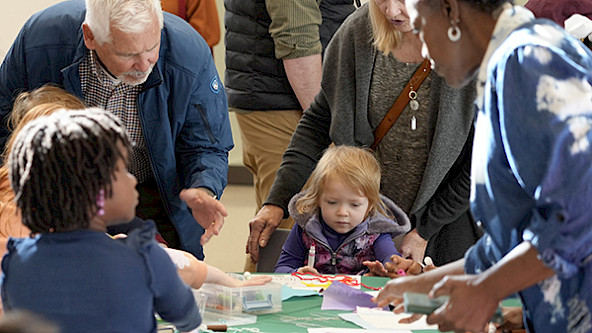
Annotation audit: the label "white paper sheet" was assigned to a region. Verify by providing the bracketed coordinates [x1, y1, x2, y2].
[308, 328, 412, 333]
[339, 307, 437, 331]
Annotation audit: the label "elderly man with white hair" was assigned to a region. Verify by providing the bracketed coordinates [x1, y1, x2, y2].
[0, 0, 234, 260]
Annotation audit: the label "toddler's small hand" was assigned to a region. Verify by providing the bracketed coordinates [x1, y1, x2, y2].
[297, 266, 319, 275]
[363, 260, 388, 276]
[385, 255, 422, 277]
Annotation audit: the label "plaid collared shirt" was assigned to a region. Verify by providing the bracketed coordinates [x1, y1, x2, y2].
[80, 50, 152, 183]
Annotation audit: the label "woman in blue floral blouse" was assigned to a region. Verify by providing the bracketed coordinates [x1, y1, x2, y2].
[374, 0, 592, 332]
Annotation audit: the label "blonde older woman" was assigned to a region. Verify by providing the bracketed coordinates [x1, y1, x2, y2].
[247, 0, 482, 271]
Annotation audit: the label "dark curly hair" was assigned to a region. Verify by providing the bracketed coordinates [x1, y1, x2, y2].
[8, 108, 132, 234]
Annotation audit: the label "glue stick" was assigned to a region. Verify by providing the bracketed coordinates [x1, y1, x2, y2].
[307, 244, 316, 268]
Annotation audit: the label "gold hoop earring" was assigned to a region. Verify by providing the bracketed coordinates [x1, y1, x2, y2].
[448, 25, 461, 42]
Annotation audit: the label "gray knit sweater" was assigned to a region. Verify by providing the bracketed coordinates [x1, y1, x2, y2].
[266, 4, 480, 263]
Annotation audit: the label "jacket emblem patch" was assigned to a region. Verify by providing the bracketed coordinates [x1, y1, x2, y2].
[210, 77, 220, 94]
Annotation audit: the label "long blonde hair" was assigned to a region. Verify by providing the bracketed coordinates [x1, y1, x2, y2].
[369, 0, 403, 55]
[296, 145, 390, 219]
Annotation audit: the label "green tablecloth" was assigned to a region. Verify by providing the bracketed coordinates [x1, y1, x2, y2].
[169, 275, 522, 333]
[235, 276, 443, 333]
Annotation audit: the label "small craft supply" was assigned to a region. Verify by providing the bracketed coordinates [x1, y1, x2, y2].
[321, 281, 381, 311]
[292, 272, 380, 291]
[207, 324, 228, 332]
[418, 256, 434, 272]
[307, 244, 316, 268]
[403, 292, 503, 323]
[396, 269, 406, 277]
[198, 324, 228, 332]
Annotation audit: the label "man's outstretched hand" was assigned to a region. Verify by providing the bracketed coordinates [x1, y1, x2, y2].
[180, 188, 228, 245]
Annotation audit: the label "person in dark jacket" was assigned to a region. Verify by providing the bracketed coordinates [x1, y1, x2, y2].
[248, 0, 482, 268]
[0, 0, 233, 259]
[224, 0, 356, 271]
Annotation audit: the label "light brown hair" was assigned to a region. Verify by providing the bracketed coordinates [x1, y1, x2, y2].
[8, 85, 85, 134]
[296, 145, 390, 219]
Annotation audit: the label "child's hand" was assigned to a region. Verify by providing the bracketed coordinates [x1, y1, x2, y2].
[384, 255, 422, 277]
[362, 260, 388, 276]
[297, 266, 319, 275]
[234, 275, 272, 287]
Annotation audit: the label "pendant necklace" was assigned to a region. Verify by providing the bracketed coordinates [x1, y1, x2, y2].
[409, 88, 419, 130]
[405, 58, 431, 131]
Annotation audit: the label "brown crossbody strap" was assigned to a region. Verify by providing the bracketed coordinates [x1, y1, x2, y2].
[371, 58, 432, 150]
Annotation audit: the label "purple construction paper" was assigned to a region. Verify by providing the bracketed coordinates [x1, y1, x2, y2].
[321, 281, 379, 311]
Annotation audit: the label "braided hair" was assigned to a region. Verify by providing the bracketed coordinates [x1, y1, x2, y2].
[8, 108, 132, 234]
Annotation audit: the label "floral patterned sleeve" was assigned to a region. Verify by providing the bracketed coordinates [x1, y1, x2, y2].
[500, 43, 592, 278]
[467, 35, 592, 278]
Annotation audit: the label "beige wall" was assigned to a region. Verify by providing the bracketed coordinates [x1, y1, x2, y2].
[0, 1, 61, 60]
[0, 0, 533, 73]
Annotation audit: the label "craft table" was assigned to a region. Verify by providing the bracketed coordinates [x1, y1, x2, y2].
[162, 275, 521, 333]
[222, 276, 442, 333]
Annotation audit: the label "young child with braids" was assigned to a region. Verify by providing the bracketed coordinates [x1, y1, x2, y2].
[0, 86, 86, 249]
[0, 108, 201, 332]
[274, 145, 425, 276]
[0, 85, 270, 314]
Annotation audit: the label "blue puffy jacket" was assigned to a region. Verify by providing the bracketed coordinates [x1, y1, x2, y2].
[0, 0, 234, 259]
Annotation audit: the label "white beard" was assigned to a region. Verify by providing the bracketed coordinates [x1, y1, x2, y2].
[119, 64, 154, 86]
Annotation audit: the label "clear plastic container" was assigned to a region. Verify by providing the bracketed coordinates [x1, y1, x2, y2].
[192, 289, 208, 315]
[199, 276, 282, 315]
